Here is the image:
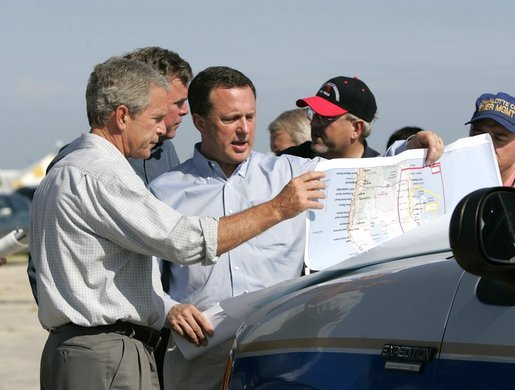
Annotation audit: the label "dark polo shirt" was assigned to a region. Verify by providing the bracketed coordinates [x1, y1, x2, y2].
[279, 140, 380, 159]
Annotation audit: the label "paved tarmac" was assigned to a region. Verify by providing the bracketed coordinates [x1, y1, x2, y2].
[0, 255, 46, 390]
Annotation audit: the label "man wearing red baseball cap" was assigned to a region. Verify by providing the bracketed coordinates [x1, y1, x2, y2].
[280, 76, 442, 163]
[280, 76, 380, 159]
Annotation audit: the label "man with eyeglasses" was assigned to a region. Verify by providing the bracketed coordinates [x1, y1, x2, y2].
[280, 76, 442, 161]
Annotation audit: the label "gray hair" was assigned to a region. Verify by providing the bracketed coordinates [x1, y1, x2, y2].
[344, 112, 373, 140]
[86, 56, 169, 127]
[268, 108, 311, 144]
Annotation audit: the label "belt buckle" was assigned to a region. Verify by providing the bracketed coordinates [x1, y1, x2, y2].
[127, 325, 136, 339]
[131, 323, 161, 351]
[144, 328, 161, 350]
[117, 321, 136, 338]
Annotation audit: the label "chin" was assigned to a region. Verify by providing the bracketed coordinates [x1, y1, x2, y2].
[164, 130, 177, 140]
[230, 152, 250, 163]
[311, 144, 329, 155]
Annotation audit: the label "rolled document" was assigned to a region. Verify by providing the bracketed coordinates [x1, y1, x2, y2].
[0, 229, 28, 257]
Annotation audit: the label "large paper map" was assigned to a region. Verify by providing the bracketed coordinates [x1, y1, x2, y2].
[324, 162, 444, 251]
[305, 134, 502, 270]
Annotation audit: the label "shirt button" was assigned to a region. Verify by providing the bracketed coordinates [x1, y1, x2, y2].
[228, 209, 233, 214]
[234, 266, 239, 271]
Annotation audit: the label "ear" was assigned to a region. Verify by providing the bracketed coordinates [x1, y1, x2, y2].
[192, 113, 205, 134]
[352, 120, 364, 140]
[115, 105, 130, 131]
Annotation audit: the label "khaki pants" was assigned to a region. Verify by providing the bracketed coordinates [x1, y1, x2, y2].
[41, 326, 160, 390]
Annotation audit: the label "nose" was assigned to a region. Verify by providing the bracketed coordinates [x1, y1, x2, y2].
[179, 101, 189, 116]
[157, 119, 166, 136]
[310, 114, 324, 127]
[237, 118, 250, 135]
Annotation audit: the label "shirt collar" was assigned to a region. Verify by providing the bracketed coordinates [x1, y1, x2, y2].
[82, 133, 125, 159]
[80, 133, 138, 172]
[191, 143, 251, 180]
[148, 141, 164, 160]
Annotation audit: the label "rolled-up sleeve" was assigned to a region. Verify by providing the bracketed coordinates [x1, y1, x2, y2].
[163, 215, 219, 266]
[384, 139, 408, 156]
[198, 216, 218, 265]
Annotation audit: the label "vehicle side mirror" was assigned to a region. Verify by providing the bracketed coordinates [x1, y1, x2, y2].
[450, 187, 515, 281]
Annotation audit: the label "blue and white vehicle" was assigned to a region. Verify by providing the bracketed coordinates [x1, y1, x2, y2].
[223, 187, 515, 389]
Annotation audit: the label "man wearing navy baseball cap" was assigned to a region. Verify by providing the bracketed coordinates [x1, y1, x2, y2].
[467, 92, 515, 187]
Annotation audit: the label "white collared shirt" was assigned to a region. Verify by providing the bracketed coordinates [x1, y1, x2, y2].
[31, 133, 218, 330]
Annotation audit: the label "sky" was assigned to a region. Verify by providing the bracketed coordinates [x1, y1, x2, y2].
[1, 0, 514, 169]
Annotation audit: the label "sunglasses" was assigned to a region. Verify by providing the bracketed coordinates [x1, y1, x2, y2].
[307, 108, 345, 128]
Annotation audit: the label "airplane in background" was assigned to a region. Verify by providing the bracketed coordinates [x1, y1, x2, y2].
[0, 153, 55, 199]
[0, 153, 54, 254]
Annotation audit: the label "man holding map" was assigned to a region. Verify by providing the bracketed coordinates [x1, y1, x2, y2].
[467, 92, 515, 188]
[149, 66, 445, 389]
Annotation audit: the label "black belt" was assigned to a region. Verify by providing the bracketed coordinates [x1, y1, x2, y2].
[50, 321, 162, 351]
